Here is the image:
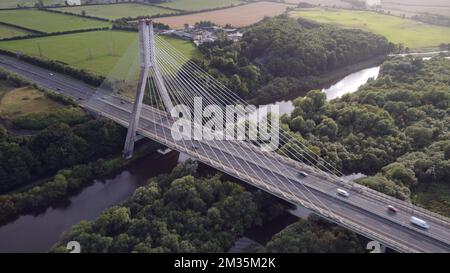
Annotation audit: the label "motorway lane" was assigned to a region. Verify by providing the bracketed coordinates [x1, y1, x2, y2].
[1, 54, 450, 252]
[0, 56, 95, 100]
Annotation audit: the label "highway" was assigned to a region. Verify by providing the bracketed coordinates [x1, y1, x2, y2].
[1, 54, 449, 253]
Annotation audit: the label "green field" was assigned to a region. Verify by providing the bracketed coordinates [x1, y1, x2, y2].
[0, 24, 32, 39]
[0, 86, 63, 119]
[0, 0, 66, 9]
[0, 9, 111, 33]
[51, 3, 177, 20]
[0, 30, 201, 78]
[156, 0, 243, 11]
[290, 8, 450, 49]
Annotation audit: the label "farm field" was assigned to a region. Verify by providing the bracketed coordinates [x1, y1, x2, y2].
[154, 1, 293, 28]
[156, 0, 244, 11]
[0, 9, 111, 33]
[0, 30, 201, 78]
[51, 3, 177, 20]
[0, 24, 32, 39]
[381, 0, 450, 17]
[284, 0, 351, 7]
[0, 0, 66, 9]
[0, 86, 63, 119]
[290, 8, 450, 49]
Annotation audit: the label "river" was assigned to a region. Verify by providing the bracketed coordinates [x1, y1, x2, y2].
[251, 65, 380, 119]
[0, 65, 381, 253]
[0, 150, 180, 253]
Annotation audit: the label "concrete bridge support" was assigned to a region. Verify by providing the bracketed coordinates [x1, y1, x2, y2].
[123, 20, 174, 159]
[123, 20, 151, 159]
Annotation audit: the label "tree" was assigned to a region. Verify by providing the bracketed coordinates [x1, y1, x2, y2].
[405, 125, 433, 148]
[263, 215, 366, 253]
[306, 90, 326, 110]
[289, 116, 305, 132]
[382, 163, 417, 187]
[35, 0, 44, 8]
[356, 176, 410, 200]
[94, 207, 131, 236]
[28, 123, 89, 173]
[44, 174, 69, 200]
[317, 118, 338, 140]
[0, 196, 16, 220]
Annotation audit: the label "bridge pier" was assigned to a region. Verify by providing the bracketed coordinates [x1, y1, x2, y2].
[123, 20, 173, 159]
[123, 20, 151, 159]
[157, 148, 172, 155]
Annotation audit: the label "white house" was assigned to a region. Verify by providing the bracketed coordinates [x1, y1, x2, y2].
[66, 0, 81, 5]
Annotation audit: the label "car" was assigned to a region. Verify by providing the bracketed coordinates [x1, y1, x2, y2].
[78, 97, 83, 100]
[410, 216, 429, 230]
[49, 73, 54, 76]
[120, 101, 125, 105]
[297, 171, 308, 178]
[337, 188, 349, 197]
[387, 205, 398, 213]
[56, 88, 61, 91]
[191, 144, 199, 150]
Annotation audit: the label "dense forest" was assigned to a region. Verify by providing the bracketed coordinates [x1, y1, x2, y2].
[198, 16, 394, 103]
[279, 57, 450, 214]
[51, 160, 369, 253]
[0, 69, 126, 194]
[51, 160, 288, 253]
[252, 215, 367, 253]
[0, 120, 125, 194]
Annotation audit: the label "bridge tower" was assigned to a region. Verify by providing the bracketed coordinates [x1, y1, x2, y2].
[123, 20, 173, 159]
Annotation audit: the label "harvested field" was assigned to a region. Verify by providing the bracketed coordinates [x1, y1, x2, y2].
[156, 0, 243, 12]
[153, 1, 293, 28]
[284, 0, 351, 8]
[382, 3, 450, 17]
[0, 86, 62, 119]
[51, 3, 177, 20]
[380, 0, 450, 17]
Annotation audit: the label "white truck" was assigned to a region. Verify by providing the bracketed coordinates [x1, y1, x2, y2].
[337, 188, 349, 197]
[410, 216, 429, 230]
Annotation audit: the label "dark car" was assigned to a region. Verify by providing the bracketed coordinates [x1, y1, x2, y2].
[387, 205, 398, 213]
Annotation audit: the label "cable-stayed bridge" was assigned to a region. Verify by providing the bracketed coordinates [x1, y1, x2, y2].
[0, 20, 449, 253]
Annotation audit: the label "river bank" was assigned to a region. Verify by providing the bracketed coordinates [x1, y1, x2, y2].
[0, 140, 162, 225]
[0, 148, 181, 253]
[250, 56, 386, 106]
[250, 64, 381, 119]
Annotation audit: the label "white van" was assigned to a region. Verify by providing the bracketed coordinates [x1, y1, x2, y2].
[410, 216, 429, 230]
[337, 188, 349, 197]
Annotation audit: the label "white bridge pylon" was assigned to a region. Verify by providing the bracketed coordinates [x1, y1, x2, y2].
[123, 20, 173, 159]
